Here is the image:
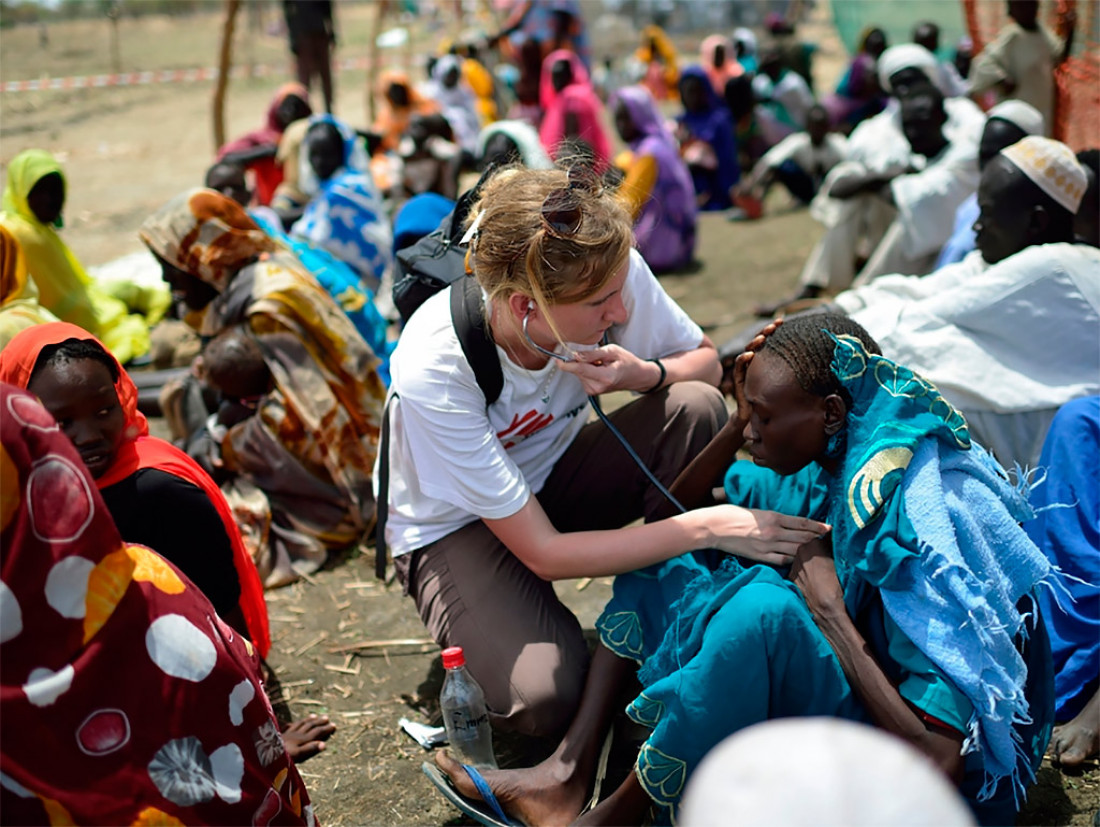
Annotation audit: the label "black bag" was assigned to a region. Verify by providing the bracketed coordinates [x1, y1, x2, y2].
[391, 169, 493, 325]
[392, 212, 467, 325]
[378, 168, 506, 579]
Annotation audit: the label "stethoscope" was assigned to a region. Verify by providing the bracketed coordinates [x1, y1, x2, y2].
[522, 303, 686, 514]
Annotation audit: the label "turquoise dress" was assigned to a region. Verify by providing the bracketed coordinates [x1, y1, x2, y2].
[596, 334, 1054, 825]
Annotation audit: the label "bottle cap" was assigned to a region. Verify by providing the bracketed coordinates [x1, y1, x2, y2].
[441, 646, 465, 669]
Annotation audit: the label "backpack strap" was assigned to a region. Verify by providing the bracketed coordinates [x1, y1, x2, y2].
[450, 275, 503, 405]
[375, 277, 503, 580]
[375, 393, 394, 580]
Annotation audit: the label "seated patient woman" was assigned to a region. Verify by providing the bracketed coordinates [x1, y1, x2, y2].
[139, 189, 385, 589]
[434, 313, 1054, 827]
[0, 322, 269, 656]
[384, 165, 827, 741]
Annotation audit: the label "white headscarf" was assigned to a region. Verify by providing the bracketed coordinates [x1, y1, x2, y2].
[732, 27, 758, 58]
[475, 120, 553, 169]
[877, 44, 941, 94]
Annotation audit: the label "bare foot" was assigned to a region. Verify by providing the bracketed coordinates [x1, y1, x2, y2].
[1051, 690, 1100, 768]
[434, 749, 590, 826]
[282, 714, 336, 763]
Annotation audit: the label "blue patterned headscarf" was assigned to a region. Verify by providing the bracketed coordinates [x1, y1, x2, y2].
[827, 333, 1052, 802]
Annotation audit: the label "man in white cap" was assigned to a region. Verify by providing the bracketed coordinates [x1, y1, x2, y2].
[935, 99, 1045, 267]
[847, 43, 985, 173]
[834, 135, 1097, 468]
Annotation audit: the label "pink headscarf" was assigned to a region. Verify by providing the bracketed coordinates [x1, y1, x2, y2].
[701, 35, 744, 96]
[538, 49, 612, 169]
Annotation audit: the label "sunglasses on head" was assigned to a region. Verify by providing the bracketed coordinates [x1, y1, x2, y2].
[540, 164, 601, 237]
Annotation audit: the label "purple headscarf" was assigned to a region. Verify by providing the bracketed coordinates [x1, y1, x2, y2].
[612, 85, 697, 272]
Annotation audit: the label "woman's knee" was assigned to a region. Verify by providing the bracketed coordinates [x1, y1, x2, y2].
[665, 381, 728, 438]
[491, 640, 590, 738]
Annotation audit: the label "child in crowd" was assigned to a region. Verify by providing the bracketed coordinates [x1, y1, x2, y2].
[735, 104, 847, 219]
[202, 327, 275, 435]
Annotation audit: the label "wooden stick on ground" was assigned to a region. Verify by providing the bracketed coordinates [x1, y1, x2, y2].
[327, 638, 434, 654]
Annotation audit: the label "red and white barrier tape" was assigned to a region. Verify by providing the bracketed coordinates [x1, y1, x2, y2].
[2, 55, 374, 93]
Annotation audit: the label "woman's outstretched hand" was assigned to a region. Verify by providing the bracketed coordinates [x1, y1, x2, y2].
[690, 504, 830, 566]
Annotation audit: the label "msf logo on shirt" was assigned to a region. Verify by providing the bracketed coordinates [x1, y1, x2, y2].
[498, 410, 554, 450]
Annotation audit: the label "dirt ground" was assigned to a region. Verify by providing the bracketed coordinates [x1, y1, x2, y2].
[2, 6, 1097, 826]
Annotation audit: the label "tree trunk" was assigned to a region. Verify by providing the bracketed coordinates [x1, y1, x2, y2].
[366, 0, 390, 125]
[109, 16, 120, 72]
[212, 0, 241, 152]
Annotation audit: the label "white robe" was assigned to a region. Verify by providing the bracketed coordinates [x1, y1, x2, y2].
[799, 96, 984, 291]
[837, 244, 1100, 467]
[800, 135, 979, 291]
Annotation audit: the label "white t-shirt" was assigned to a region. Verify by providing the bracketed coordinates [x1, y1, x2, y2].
[378, 248, 705, 556]
[759, 132, 848, 179]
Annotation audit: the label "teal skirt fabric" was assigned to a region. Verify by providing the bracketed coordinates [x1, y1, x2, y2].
[596, 559, 866, 824]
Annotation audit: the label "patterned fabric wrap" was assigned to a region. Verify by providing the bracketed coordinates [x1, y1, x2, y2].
[140, 189, 384, 577]
[202, 252, 385, 577]
[250, 207, 394, 386]
[0, 383, 312, 825]
[139, 188, 278, 294]
[290, 115, 394, 289]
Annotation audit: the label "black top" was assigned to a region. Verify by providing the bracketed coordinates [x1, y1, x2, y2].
[284, 0, 333, 37]
[100, 468, 242, 618]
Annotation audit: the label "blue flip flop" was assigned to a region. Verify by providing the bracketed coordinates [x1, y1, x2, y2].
[421, 761, 525, 827]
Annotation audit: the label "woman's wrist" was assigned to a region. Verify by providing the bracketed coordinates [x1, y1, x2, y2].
[642, 358, 666, 393]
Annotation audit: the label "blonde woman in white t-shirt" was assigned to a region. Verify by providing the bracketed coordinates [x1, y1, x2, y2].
[379, 165, 829, 738]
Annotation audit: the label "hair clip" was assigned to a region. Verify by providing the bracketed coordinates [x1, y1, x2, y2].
[460, 208, 485, 245]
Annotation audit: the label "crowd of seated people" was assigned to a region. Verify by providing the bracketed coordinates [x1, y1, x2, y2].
[3, 2, 1096, 822]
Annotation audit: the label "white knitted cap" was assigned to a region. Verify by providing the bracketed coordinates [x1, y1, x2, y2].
[1001, 135, 1088, 214]
[987, 100, 1045, 137]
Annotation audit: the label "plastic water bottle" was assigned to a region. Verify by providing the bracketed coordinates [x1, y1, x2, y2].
[439, 646, 497, 769]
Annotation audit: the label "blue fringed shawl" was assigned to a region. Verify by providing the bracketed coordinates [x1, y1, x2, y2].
[827, 334, 1052, 801]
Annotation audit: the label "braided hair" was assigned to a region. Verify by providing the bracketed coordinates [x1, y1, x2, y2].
[759, 313, 880, 406]
[30, 338, 119, 385]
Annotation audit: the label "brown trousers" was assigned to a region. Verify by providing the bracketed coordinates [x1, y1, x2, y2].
[394, 382, 727, 738]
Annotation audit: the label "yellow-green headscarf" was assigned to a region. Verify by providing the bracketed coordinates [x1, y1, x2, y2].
[2, 149, 65, 228]
[0, 149, 155, 364]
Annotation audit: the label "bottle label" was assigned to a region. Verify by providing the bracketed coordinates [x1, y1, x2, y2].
[444, 709, 489, 733]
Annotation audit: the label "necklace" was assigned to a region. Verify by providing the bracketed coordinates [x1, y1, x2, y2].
[501, 337, 557, 405]
[537, 360, 558, 405]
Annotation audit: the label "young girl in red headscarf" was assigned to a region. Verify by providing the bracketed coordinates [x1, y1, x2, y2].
[0, 322, 270, 657]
